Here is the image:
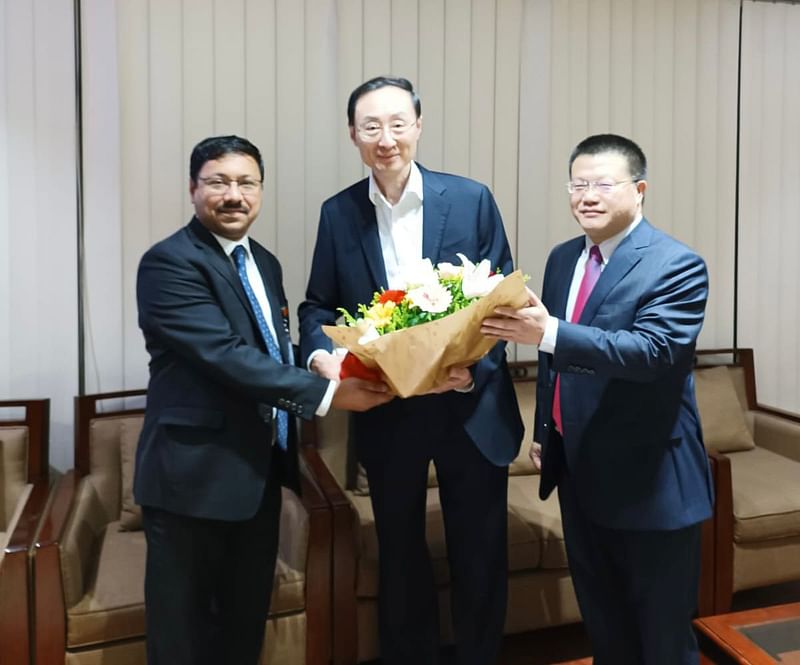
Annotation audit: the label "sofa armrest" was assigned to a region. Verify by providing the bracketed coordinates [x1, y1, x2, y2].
[0, 478, 50, 665]
[302, 433, 358, 665]
[707, 451, 734, 613]
[33, 471, 78, 665]
[297, 448, 333, 665]
[752, 409, 800, 463]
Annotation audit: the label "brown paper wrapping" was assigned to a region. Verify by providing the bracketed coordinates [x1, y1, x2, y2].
[322, 270, 528, 398]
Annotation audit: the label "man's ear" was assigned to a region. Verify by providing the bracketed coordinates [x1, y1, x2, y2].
[349, 125, 357, 145]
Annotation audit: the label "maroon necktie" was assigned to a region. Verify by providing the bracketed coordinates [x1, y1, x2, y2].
[552, 245, 603, 434]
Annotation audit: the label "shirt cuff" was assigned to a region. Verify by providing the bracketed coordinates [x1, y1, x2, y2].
[315, 380, 338, 417]
[539, 316, 559, 354]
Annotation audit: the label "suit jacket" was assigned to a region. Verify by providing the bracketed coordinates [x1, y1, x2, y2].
[298, 164, 523, 466]
[534, 219, 714, 531]
[134, 217, 329, 521]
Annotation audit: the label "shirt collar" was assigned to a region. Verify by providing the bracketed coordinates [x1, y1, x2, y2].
[585, 214, 643, 264]
[210, 232, 252, 259]
[368, 161, 424, 208]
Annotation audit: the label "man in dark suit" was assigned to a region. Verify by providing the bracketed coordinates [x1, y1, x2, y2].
[482, 134, 713, 665]
[298, 77, 523, 665]
[135, 135, 392, 665]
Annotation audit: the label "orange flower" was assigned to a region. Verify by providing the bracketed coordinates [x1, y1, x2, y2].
[378, 289, 406, 304]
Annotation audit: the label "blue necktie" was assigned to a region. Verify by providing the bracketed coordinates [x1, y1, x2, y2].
[232, 245, 288, 450]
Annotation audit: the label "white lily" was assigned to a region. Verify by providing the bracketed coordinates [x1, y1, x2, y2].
[400, 258, 439, 289]
[457, 252, 504, 298]
[436, 261, 463, 279]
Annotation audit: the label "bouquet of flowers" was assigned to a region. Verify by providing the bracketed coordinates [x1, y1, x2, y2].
[323, 254, 528, 397]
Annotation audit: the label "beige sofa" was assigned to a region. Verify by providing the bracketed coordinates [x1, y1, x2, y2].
[694, 349, 800, 613]
[303, 357, 734, 665]
[0, 398, 50, 665]
[33, 390, 332, 665]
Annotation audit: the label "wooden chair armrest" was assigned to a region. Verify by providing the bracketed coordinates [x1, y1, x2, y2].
[707, 451, 734, 613]
[33, 471, 79, 665]
[0, 477, 51, 665]
[302, 440, 358, 665]
[298, 448, 333, 665]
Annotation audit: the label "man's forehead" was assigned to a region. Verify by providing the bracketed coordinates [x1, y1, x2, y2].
[571, 151, 629, 171]
[199, 153, 260, 173]
[354, 86, 415, 118]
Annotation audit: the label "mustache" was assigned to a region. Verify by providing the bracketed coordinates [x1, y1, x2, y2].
[217, 204, 249, 212]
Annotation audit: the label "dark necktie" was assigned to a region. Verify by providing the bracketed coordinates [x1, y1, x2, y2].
[552, 245, 603, 435]
[232, 245, 288, 450]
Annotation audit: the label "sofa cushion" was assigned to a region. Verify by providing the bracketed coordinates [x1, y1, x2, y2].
[728, 447, 800, 542]
[271, 488, 308, 615]
[508, 475, 567, 569]
[1, 426, 28, 529]
[119, 418, 144, 531]
[66, 522, 147, 648]
[510, 380, 538, 476]
[694, 366, 756, 453]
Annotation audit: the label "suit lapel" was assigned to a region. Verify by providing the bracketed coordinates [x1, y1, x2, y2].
[420, 166, 450, 264]
[578, 219, 653, 324]
[188, 218, 253, 316]
[353, 180, 389, 291]
[551, 238, 584, 320]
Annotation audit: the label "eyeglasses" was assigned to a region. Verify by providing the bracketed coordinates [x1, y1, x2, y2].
[197, 176, 262, 195]
[356, 119, 415, 142]
[566, 179, 638, 195]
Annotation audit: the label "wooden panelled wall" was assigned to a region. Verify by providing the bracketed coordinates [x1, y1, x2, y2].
[2, 0, 798, 467]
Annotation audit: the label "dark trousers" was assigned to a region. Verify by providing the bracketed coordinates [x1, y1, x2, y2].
[558, 467, 702, 665]
[356, 404, 509, 665]
[141, 473, 282, 665]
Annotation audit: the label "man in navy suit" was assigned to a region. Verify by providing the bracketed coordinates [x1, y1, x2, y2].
[135, 135, 392, 665]
[483, 134, 713, 664]
[298, 77, 523, 665]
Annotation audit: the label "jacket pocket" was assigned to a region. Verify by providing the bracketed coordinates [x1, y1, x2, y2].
[158, 407, 225, 429]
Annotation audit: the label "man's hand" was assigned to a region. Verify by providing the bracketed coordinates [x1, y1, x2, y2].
[310, 350, 344, 381]
[480, 287, 549, 346]
[331, 377, 394, 412]
[426, 366, 473, 394]
[529, 442, 542, 471]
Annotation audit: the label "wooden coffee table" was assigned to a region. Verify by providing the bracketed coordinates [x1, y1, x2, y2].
[695, 602, 800, 664]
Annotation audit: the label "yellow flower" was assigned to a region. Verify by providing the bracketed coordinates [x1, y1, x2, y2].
[365, 301, 396, 328]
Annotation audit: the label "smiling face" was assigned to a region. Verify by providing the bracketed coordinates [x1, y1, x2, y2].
[569, 151, 647, 244]
[189, 153, 263, 240]
[349, 85, 422, 183]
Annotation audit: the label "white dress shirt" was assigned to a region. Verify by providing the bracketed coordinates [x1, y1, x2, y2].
[212, 232, 336, 416]
[539, 215, 643, 354]
[369, 161, 425, 290]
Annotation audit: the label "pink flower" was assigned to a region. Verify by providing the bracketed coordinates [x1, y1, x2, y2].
[407, 282, 453, 314]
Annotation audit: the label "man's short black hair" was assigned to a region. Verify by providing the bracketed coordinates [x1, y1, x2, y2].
[189, 135, 265, 182]
[569, 134, 648, 181]
[346, 76, 421, 126]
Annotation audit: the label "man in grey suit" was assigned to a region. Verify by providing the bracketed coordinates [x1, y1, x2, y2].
[483, 134, 713, 665]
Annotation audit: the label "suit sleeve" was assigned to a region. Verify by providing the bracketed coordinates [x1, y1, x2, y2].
[137, 245, 328, 418]
[553, 247, 708, 382]
[470, 185, 515, 393]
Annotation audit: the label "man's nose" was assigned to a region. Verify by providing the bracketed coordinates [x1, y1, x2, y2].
[377, 126, 397, 148]
[223, 183, 243, 202]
